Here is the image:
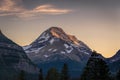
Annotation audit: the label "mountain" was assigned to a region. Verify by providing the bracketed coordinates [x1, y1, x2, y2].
[0, 30, 39, 80]
[108, 50, 120, 62]
[24, 27, 92, 77]
[107, 50, 120, 74]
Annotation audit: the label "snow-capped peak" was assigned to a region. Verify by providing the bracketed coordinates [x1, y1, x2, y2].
[28, 27, 90, 50]
[23, 27, 92, 77]
[24, 27, 91, 54]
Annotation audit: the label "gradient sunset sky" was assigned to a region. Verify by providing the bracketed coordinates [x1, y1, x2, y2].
[0, 0, 120, 58]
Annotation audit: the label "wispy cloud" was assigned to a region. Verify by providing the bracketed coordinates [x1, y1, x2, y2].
[34, 5, 70, 14]
[0, 0, 71, 18]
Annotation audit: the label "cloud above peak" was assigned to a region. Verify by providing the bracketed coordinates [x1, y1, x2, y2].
[0, 0, 71, 18]
[34, 5, 70, 14]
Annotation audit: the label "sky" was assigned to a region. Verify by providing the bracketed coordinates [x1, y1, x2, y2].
[0, 0, 120, 58]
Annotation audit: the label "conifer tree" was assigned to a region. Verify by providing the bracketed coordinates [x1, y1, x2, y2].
[80, 51, 110, 80]
[46, 68, 59, 80]
[116, 69, 120, 80]
[39, 68, 44, 80]
[60, 63, 69, 80]
[19, 70, 25, 80]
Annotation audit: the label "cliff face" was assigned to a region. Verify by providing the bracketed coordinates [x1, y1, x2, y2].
[0, 31, 39, 80]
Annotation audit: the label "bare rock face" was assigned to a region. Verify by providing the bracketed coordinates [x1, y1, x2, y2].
[0, 31, 39, 80]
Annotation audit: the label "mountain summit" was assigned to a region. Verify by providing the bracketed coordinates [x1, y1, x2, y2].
[48, 27, 80, 45]
[0, 30, 15, 44]
[26, 27, 90, 51]
[24, 27, 92, 77]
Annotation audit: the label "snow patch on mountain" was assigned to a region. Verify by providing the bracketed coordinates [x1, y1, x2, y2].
[65, 45, 73, 53]
[53, 49, 57, 52]
[61, 51, 66, 54]
[25, 46, 44, 54]
[44, 55, 49, 58]
[23, 45, 32, 50]
[48, 48, 52, 51]
[37, 32, 51, 43]
[49, 38, 55, 44]
[64, 44, 69, 48]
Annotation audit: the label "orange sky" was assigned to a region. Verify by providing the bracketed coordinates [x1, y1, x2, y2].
[0, 0, 120, 58]
[2, 25, 120, 58]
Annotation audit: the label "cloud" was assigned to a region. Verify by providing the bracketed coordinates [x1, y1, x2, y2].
[18, 4, 71, 18]
[0, 0, 71, 18]
[0, 0, 24, 12]
[34, 5, 70, 14]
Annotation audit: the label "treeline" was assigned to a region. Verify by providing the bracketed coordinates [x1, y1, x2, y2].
[80, 51, 120, 80]
[18, 63, 69, 80]
[18, 51, 120, 80]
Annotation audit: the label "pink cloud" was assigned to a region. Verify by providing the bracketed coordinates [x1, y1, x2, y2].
[34, 5, 70, 14]
[0, 0, 72, 18]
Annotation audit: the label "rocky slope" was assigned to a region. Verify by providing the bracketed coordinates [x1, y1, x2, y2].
[0, 30, 39, 80]
[107, 50, 120, 74]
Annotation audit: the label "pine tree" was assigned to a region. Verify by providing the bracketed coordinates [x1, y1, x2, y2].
[39, 68, 44, 80]
[116, 69, 120, 80]
[60, 63, 69, 80]
[18, 70, 25, 80]
[80, 51, 110, 80]
[46, 68, 59, 80]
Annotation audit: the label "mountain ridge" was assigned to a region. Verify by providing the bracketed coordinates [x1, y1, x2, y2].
[0, 31, 39, 80]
